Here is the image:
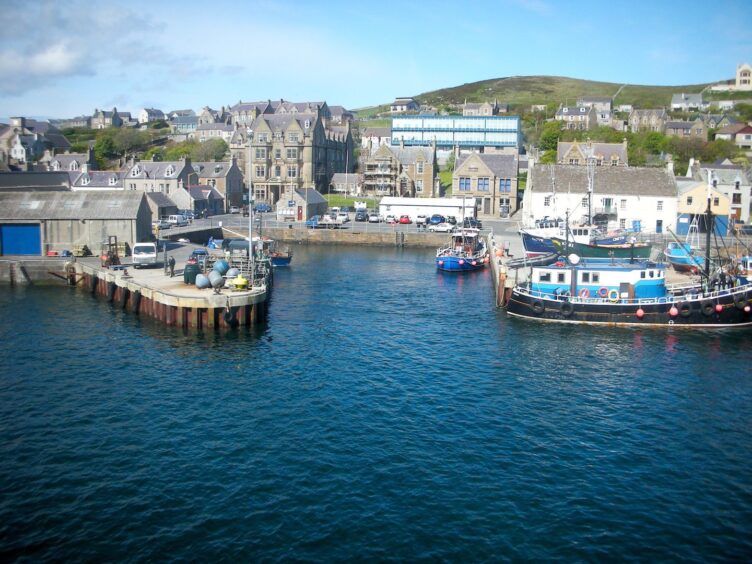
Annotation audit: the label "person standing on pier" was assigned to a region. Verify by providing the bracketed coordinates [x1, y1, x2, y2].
[168, 256, 175, 277]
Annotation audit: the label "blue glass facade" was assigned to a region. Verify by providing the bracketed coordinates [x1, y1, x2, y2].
[391, 115, 520, 149]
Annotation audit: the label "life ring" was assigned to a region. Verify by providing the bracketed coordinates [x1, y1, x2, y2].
[578, 288, 590, 298]
[531, 300, 545, 314]
[598, 287, 609, 298]
[608, 289, 619, 303]
[560, 301, 574, 317]
[678, 302, 692, 318]
[734, 295, 747, 310]
[701, 300, 714, 316]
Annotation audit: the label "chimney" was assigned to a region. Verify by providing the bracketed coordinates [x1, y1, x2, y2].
[400, 137, 404, 149]
[665, 154, 674, 175]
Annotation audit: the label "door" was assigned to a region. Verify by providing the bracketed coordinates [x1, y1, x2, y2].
[297, 206, 303, 221]
[1, 224, 41, 255]
[656, 219, 663, 234]
[483, 198, 491, 215]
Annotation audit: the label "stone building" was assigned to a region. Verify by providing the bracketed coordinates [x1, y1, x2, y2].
[557, 139, 628, 166]
[192, 158, 245, 212]
[362, 141, 436, 198]
[452, 152, 519, 217]
[628, 109, 668, 133]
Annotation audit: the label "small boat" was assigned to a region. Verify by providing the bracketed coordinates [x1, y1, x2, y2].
[665, 218, 704, 273]
[503, 255, 752, 328]
[551, 237, 653, 260]
[664, 241, 706, 273]
[436, 228, 489, 272]
[254, 236, 293, 267]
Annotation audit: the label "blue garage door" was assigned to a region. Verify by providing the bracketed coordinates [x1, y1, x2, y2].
[1, 224, 42, 255]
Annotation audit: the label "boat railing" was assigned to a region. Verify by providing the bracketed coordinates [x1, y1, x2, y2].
[515, 282, 752, 306]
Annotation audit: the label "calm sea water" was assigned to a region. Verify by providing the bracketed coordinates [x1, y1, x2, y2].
[1, 245, 752, 561]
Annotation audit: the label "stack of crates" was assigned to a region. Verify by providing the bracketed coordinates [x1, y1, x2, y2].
[72, 244, 91, 257]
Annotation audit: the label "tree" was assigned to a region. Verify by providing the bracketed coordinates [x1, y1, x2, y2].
[539, 150, 556, 164]
[538, 120, 562, 152]
[93, 131, 117, 166]
[164, 140, 197, 160]
[735, 103, 752, 123]
[445, 152, 456, 172]
[191, 139, 228, 161]
[113, 128, 149, 154]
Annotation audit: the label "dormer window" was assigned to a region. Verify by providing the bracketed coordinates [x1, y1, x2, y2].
[214, 165, 222, 174]
[51, 161, 60, 171]
[132, 165, 141, 176]
[165, 165, 175, 176]
[304, 120, 310, 129]
[108, 176, 117, 186]
[70, 161, 79, 171]
[80, 175, 90, 186]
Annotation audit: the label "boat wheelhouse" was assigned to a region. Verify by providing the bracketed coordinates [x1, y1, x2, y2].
[436, 228, 489, 272]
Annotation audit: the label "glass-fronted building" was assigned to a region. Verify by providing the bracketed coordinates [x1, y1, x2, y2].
[391, 115, 520, 151]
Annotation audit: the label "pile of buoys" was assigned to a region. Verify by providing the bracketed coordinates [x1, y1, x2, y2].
[195, 273, 210, 289]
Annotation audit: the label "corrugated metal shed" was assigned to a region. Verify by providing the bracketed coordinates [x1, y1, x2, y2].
[0, 191, 146, 220]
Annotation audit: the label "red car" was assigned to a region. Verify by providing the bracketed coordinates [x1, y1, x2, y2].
[399, 215, 412, 224]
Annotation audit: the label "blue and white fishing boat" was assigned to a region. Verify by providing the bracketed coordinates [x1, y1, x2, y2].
[503, 254, 752, 327]
[664, 217, 704, 273]
[436, 228, 489, 272]
[520, 222, 628, 257]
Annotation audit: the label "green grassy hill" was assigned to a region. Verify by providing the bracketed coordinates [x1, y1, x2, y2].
[355, 75, 716, 117]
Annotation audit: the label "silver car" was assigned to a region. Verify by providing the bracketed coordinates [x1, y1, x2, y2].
[428, 222, 456, 233]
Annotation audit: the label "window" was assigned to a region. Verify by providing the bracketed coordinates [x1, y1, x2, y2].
[459, 177, 471, 191]
[687, 196, 693, 205]
[255, 165, 265, 178]
[557, 273, 565, 283]
[255, 148, 266, 159]
[620, 219, 626, 229]
[416, 180, 423, 193]
[288, 133, 299, 143]
[80, 175, 90, 186]
[582, 197, 589, 207]
[304, 120, 310, 128]
[286, 148, 298, 159]
[274, 131, 282, 140]
[539, 272, 552, 282]
[165, 165, 174, 176]
[620, 199, 627, 210]
[657, 200, 663, 211]
[274, 165, 281, 178]
[713, 197, 720, 206]
[288, 165, 297, 178]
[108, 176, 117, 186]
[592, 273, 600, 283]
[274, 149, 281, 159]
[478, 177, 489, 191]
[257, 133, 268, 143]
[582, 272, 590, 283]
[569, 158, 579, 165]
[416, 161, 424, 174]
[499, 178, 511, 193]
[732, 193, 742, 204]
[544, 196, 551, 207]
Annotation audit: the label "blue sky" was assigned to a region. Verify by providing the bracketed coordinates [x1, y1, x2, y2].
[1, 0, 750, 119]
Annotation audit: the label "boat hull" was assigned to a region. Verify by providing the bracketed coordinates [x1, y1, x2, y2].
[271, 253, 292, 267]
[505, 287, 752, 327]
[520, 231, 557, 257]
[436, 256, 487, 272]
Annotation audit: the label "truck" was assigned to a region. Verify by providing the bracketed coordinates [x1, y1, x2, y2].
[305, 214, 346, 229]
[132, 242, 160, 268]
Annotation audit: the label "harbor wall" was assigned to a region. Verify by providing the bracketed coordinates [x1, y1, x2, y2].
[76, 263, 268, 330]
[0, 258, 71, 285]
[222, 227, 448, 248]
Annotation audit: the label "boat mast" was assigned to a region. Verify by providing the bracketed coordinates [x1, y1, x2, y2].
[704, 170, 713, 280]
[586, 153, 595, 226]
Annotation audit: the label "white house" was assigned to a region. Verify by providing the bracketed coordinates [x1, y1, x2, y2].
[523, 162, 679, 234]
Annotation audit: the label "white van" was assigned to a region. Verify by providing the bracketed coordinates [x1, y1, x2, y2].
[166, 214, 188, 227]
[132, 242, 160, 268]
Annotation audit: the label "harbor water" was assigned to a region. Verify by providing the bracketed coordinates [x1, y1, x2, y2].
[1, 245, 752, 560]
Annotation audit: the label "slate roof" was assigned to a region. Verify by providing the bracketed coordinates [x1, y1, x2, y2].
[196, 122, 235, 132]
[390, 146, 433, 165]
[171, 116, 198, 126]
[0, 171, 70, 190]
[697, 167, 749, 185]
[251, 113, 315, 132]
[330, 173, 361, 184]
[456, 153, 517, 177]
[0, 190, 145, 220]
[193, 161, 232, 178]
[295, 187, 327, 205]
[530, 164, 677, 197]
[671, 93, 704, 106]
[557, 141, 627, 163]
[124, 160, 189, 179]
[146, 191, 176, 207]
[71, 171, 123, 188]
[556, 106, 591, 116]
[665, 121, 695, 130]
[362, 127, 391, 138]
[47, 153, 90, 171]
[169, 109, 195, 117]
[715, 123, 746, 135]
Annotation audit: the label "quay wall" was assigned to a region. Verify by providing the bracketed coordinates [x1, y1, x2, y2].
[76, 263, 268, 330]
[0, 258, 71, 286]
[221, 227, 448, 248]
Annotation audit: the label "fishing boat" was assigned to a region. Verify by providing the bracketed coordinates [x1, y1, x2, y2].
[254, 237, 293, 267]
[504, 200, 752, 328]
[503, 255, 752, 327]
[436, 228, 489, 272]
[551, 237, 653, 260]
[520, 222, 628, 257]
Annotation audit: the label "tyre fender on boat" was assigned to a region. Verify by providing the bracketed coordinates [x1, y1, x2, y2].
[701, 300, 714, 316]
[734, 295, 748, 310]
[678, 302, 692, 318]
[531, 300, 545, 314]
[560, 301, 574, 317]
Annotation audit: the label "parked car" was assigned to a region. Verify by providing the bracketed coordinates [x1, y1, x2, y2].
[368, 213, 381, 223]
[429, 214, 446, 225]
[355, 211, 369, 222]
[229, 206, 241, 214]
[385, 214, 397, 224]
[254, 203, 273, 213]
[446, 216, 457, 225]
[152, 220, 171, 230]
[337, 211, 350, 223]
[399, 215, 412, 224]
[416, 215, 428, 226]
[463, 217, 483, 229]
[428, 222, 456, 233]
[179, 210, 195, 220]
